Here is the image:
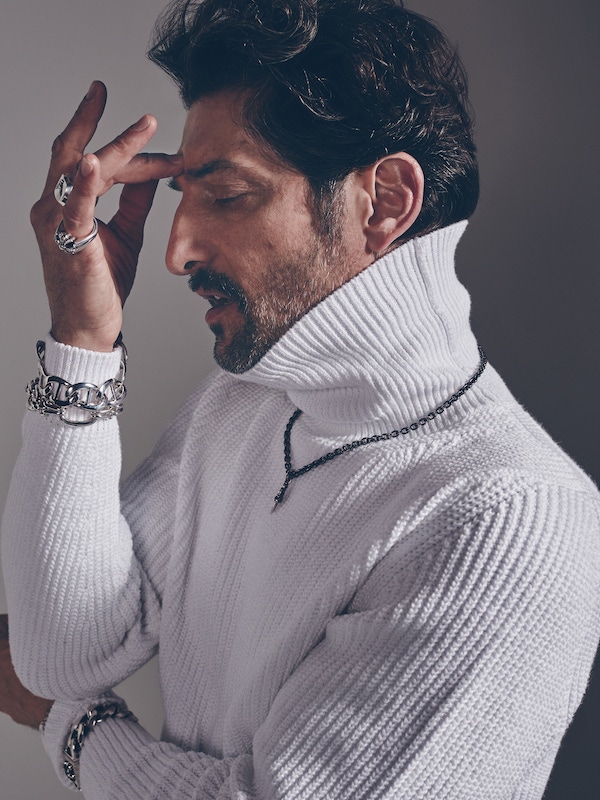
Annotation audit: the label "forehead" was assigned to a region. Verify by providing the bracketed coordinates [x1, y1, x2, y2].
[180, 90, 292, 179]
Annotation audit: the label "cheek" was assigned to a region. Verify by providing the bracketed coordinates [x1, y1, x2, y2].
[221, 194, 319, 287]
[264, 216, 318, 258]
[262, 186, 317, 244]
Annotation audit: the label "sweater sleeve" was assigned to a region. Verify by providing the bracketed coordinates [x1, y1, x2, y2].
[40, 481, 600, 799]
[1, 338, 193, 697]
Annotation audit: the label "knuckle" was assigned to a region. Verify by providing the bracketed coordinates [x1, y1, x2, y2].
[30, 199, 56, 229]
[111, 133, 130, 156]
[29, 200, 44, 226]
[51, 133, 67, 157]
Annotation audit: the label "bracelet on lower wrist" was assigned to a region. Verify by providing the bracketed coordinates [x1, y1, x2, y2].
[26, 337, 127, 426]
[63, 700, 137, 790]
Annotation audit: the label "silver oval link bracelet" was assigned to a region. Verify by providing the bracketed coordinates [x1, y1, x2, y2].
[26, 336, 127, 426]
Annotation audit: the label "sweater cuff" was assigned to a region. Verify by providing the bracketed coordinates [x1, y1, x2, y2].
[43, 335, 124, 388]
[79, 713, 159, 796]
[41, 691, 129, 791]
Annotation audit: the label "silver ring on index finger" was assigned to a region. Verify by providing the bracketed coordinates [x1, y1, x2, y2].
[54, 173, 74, 206]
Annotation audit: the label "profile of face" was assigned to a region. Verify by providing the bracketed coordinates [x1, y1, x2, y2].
[166, 91, 369, 373]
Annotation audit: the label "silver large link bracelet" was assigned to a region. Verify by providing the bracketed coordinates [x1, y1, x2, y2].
[26, 337, 127, 426]
[63, 700, 137, 790]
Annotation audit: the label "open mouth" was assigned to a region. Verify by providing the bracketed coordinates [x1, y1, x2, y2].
[195, 287, 235, 308]
[188, 269, 248, 327]
[192, 285, 243, 329]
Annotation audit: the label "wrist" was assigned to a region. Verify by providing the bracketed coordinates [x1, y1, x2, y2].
[38, 700, 54, 733]
[49, 327, 123, 354]
[27, 336, 127, 426]
[62, 700, 137, 790]
[40, 692, 124, 791]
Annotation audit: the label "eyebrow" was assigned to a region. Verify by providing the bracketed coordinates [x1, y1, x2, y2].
[168, 158, 241, 191]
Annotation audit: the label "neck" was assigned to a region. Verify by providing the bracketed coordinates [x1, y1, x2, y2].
[237, 221, 482, 437]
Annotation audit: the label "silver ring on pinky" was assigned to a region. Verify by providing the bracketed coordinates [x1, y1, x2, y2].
[54, 218, 99, 255]
[54, 173, 74, 206]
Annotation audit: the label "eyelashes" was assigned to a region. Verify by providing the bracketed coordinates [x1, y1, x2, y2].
[166, 177, 182, 192]
[214, 194, 247, 206]
[165, 178, 248, 206]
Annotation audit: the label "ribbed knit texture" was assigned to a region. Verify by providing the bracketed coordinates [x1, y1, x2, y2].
[2, 221, 600, 799]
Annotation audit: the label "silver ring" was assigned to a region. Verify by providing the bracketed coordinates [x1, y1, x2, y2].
[54, 218, 99, 255]
[54, 174, 74, 206]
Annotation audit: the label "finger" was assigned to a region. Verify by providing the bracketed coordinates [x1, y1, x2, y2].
[90, 114, 160, 184]
[41, 80, 107, 197]
[61, 153, 104, 240]
[109, 180, 160, 247]
[111, 152, 183, 186]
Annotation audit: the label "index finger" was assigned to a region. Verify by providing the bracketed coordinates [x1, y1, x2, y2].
[111, 152, 184, 186]
[41, 80, 108, 197]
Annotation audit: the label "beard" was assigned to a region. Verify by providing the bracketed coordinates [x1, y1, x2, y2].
[189, 237, 346, 373]
[188, 189, 349, 374]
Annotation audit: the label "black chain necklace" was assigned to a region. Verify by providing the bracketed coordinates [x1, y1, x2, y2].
[272, 346, 487, 511]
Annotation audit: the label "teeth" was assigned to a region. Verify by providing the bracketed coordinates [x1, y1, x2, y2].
[208, 295, 230, 307]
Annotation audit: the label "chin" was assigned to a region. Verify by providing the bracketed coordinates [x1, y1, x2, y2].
[212, 321, 276, 374]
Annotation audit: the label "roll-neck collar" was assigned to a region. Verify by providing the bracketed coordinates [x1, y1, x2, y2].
[237, 221, 481, 437]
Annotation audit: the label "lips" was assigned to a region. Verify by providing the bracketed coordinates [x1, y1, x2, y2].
[192, 285, 240, 328]
[195, 287, 234, 308]
[187, 268, 248, 331]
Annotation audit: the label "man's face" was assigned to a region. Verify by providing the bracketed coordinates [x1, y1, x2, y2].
[166, 91, 368, 372]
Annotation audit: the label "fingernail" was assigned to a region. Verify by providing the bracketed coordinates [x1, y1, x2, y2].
[85, 81, 98, 101]
[133, 115, 151, 131]
[80, 156, 93, 177]
[167, 153, 184, 162]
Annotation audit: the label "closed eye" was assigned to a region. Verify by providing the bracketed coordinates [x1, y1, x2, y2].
[214, 194, 247, 206]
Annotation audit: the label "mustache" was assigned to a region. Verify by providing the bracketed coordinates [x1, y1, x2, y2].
[187, 265, 247, 310]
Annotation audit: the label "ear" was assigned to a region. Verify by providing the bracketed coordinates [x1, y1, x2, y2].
[362, 153, 424, 254]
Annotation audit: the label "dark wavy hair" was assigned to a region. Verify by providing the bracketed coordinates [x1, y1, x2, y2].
[148, 0, 479, 239]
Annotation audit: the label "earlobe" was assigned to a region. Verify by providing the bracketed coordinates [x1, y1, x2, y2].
[364, 153, 424, 254]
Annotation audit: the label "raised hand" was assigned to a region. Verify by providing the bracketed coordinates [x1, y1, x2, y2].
[30, 81, 183, 352]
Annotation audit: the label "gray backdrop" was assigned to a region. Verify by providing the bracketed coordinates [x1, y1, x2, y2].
[0, 1, 598, 797]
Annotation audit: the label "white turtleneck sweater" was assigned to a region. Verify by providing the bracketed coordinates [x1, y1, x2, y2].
[2, 222, 600, 799]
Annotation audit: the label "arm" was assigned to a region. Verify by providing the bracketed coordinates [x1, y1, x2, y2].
[2, 352, 191, 696]
[1, 83, 183, 696]
[39, 484, 600, 799]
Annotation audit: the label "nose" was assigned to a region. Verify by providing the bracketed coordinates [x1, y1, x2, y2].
[165, 200, 214, 275]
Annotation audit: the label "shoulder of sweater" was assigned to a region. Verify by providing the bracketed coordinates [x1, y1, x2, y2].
[407, 398, 600, 505]
[365, 402, 600, 575]
[352, 457, 600, 617]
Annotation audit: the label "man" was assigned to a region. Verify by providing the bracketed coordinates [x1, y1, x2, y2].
[1, 0, 599, 797]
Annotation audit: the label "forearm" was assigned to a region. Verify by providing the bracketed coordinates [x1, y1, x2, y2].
[43, 695, 252, 800]
[1, 339, 159, 698]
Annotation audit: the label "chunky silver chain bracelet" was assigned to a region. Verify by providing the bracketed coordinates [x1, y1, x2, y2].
[26, 337, 127, 426]
[63, 700, 137, 790]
